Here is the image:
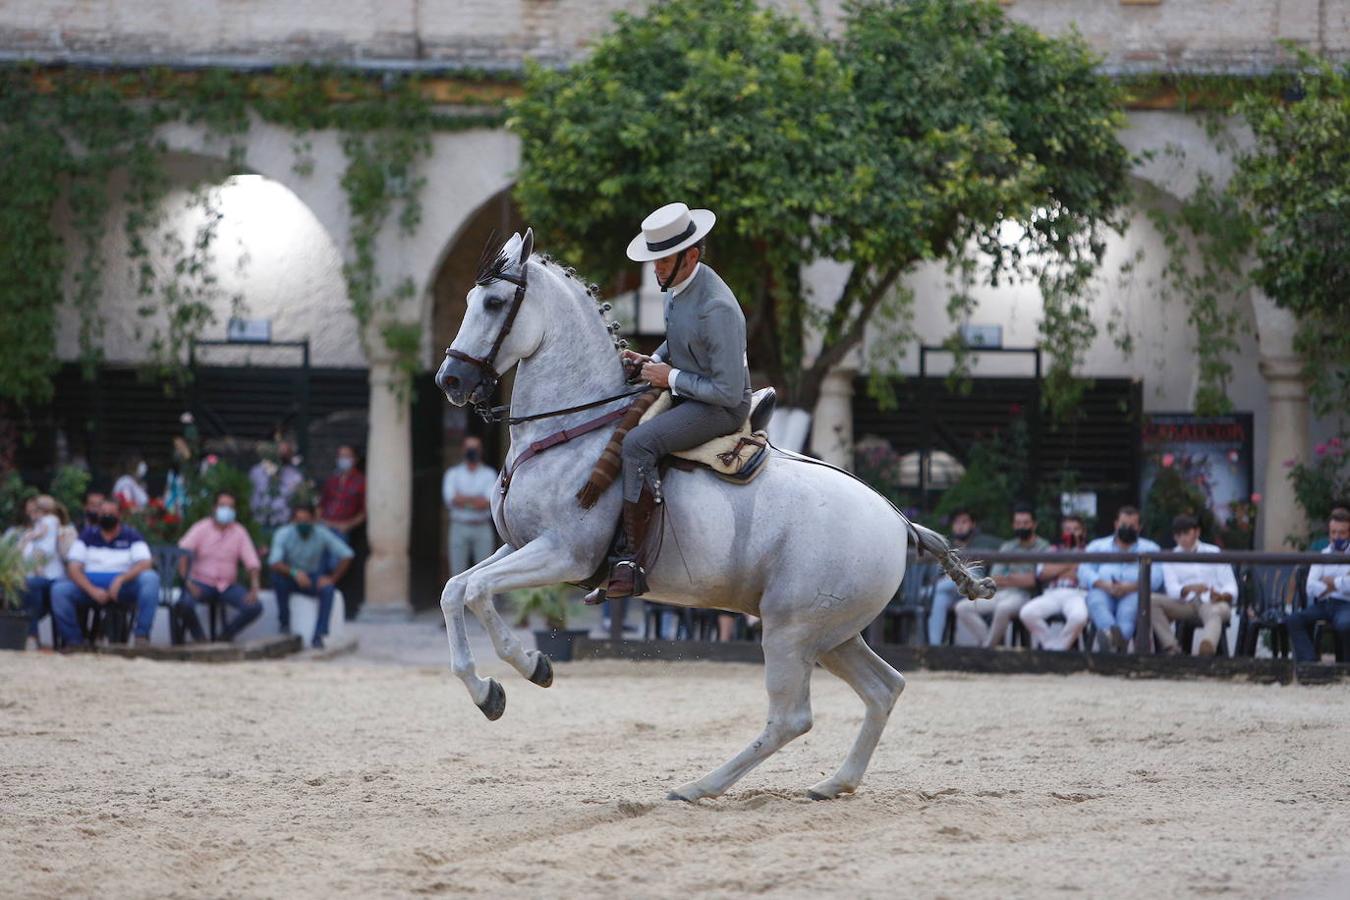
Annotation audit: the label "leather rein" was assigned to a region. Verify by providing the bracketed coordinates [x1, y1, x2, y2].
[441, 255, 652, 497]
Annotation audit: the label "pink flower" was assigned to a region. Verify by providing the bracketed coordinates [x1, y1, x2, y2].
[1315, 443, 1327, 456]
[1251, 493, 1262, 504]
[1283, 458, 1296, 469]
[1161, 453, 1175, 468]
[1332, 437, 1343, 448]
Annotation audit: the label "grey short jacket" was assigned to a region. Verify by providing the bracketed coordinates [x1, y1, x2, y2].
[652, 265, 753, 411]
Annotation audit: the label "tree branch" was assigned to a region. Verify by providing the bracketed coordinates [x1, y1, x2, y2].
[811, 263, 903, 378]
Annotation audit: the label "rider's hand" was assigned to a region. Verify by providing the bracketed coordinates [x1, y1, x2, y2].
[641, 361, 672, 389]
[621, 350, 651, 365]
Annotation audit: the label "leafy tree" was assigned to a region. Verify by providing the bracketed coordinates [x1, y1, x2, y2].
[510, 0, 1130, 410]
[1231, 54, 1350, 414]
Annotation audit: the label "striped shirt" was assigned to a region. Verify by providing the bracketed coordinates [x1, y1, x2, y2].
[68, 525, 152, 575]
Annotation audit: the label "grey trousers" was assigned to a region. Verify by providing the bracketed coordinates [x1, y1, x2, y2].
[450, 521, 497, 577]
[622, 397, 750, 502]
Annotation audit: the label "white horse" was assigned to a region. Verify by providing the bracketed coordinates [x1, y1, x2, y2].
[434, 230, 993, 801]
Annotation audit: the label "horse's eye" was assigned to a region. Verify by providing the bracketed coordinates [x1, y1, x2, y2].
[483, 293, 507, 311]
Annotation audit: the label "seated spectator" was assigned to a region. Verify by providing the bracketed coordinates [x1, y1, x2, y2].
[1152, 514, 1237, 656]
[1309, 504, 1350, 551]
[926, 509, 1000, 645]
[269, 502, 353, 650]
[955, 504, 1050, 647]
[112, 451, 150, 511]
[1020, 514, 1090, 651]
[1285, 509, 1350, 663]
[1078, 505, 1162, 653]
[51, 498, 159, 649]
[19, 495, 71, 649]
[176, 490, 263, 643]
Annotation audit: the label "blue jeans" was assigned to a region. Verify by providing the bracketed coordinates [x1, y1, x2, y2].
[1085, 588, 1139, 640]
[176, 580, 263, 642]
[22, 576, 53, 637]
[272, 570, 335, 642]
[927, 579, 961, 646]
[51, 570, 160, 644]
[1285, 597, 1350, 662]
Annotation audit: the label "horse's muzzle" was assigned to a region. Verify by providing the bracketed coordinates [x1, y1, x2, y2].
[436, 353, 480, 406]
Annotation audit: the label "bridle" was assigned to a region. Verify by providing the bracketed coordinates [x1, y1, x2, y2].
[444, 258, 530, 423]
[443, 255, 652, 426]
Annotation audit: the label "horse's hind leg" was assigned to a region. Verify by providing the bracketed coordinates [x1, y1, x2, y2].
[809, 634, 906, 800]
[667, 629, 815, 802]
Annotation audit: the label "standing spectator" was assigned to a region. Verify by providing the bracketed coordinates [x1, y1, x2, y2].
[269, 502, 353, 650]
[1285, 510, 1350, 662]
[1020, 514, 1091, 651]
[955, 504, 1050, 647]
[249, 438, 305, 542]
[1152, 514, 1238, 656]
[19, 495, 70, 648]
[319, 445, 366, 539]
[926, 509, 1000, 645]
[1078, 505, 1162, 652]
[320, 444, 367, 615]
[175, 490, 263, 643]
[111, 451, 150, 511]
[51, 498, 159, 649]
[442, 436, 499, 578]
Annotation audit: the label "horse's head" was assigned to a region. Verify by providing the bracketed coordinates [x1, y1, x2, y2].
[437, 228, 542, 407]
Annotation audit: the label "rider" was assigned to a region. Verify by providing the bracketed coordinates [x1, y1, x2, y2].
[605, 202, 753, 599]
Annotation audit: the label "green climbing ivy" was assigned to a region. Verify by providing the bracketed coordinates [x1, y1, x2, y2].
[0, 64, 508, 408]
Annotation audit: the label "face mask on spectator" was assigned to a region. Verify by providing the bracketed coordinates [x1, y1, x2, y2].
[135, 461, 148, 479]
[296, 522, 314, 538]
[85, 507, 100, 525]
[99, 513, 120, 531]
[1014, 527, 1034, 541]
[336, 456, 354, 472]
[1116, 525, 1139, 544]
[214, 506, 236, 525]
[1061, 532, 1082, 549]
[465, 448, 481, 464]
[951, 528, 972, 543]
[1332, 537, 1350, 552]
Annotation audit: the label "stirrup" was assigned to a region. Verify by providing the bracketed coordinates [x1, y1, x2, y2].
[605, 559, 648, 599]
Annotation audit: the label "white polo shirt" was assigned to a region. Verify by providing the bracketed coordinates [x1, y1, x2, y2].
[1161, 541, 1239, 603]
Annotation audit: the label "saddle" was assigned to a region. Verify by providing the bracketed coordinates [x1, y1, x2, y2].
[640, 386, 776, 484]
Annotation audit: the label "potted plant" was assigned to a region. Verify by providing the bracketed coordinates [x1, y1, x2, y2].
[0, 535, 29, 651]
[514, 584, 589, 661]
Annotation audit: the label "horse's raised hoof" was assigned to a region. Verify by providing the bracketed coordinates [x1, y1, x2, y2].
[477, 678, 506, 721]
[528, 653, 554, 688]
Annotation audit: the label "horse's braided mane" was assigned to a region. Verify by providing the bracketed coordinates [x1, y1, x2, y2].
[473, 232, 624, 346]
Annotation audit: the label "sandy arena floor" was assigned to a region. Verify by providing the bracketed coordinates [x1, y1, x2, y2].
[3, 649, 1349, 899]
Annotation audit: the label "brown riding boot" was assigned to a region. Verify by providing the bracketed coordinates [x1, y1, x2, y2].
[604, 486, 659, 599]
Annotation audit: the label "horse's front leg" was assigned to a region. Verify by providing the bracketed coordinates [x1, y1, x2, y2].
[441, 544, 517, 714]
[457, 535, 590, 720]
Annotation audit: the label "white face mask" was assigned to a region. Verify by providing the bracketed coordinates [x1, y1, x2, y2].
[214, 506, 236, 525]
[336, 457, 354, 472]
[135, 461, 148, 479]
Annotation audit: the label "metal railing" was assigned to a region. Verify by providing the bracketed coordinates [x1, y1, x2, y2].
[944, 548, 1350, 653]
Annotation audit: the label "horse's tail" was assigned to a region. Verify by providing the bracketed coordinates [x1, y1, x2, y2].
[907, 521, 997, 601]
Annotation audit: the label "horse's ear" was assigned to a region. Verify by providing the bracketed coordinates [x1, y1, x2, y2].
[519, 227, 534, 264]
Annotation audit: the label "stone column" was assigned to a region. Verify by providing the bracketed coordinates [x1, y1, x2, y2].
[810, 367, 857, 470]
[1258, 355, 1310, 551]
[1250, 288, 1310, 550]
[362, 357, 413, 618]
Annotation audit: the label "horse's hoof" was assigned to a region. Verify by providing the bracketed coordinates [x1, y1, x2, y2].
[477, 679, 506, 721]
[528, 654, 554, 688]
[666, 790, 694, 803]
